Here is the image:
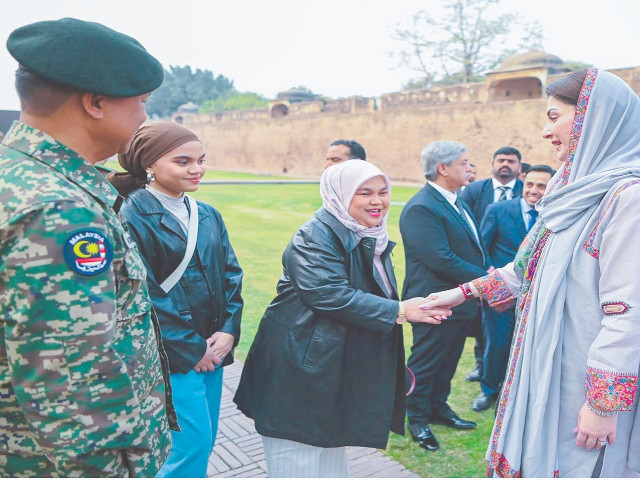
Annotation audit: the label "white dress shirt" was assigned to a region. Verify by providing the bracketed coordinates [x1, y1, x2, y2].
[429, 181, 479, 242]
[492, 178, 517, 202]
[520, 197, 538, 230]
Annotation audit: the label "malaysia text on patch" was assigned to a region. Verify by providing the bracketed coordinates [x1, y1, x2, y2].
[63, 230, 113, 275]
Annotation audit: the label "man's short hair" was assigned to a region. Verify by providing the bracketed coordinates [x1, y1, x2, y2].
[520, 162, 531, 174]
[330, 139, 366, 161]
[15, 67, 77, 115]
[421, 141, 467, 181]
[525, 164, 556, 177]
[493, 146, 522, 162]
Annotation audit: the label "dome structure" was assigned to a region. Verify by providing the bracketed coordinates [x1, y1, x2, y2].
[276, 88, 317, 103]
[176, 101, 199, 113]
[495, 50, 568, 74]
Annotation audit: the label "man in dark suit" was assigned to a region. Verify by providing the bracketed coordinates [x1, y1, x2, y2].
[459, 146, 523, 382]
[472, 165, 555, 411]
[400, 141, 489, 451]
[461, 146, 524, 224]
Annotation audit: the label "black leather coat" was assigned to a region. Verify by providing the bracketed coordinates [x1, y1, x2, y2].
[120, 189, 243, 373]
[233, 209, 405, 449]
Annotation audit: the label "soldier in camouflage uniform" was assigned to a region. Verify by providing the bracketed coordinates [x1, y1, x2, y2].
[0, 18, 176, 476]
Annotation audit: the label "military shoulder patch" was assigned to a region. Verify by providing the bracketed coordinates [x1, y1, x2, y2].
[63, 230, 113, 275]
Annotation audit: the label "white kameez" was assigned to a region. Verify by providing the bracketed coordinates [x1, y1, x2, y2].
[487, 180, 640, 477]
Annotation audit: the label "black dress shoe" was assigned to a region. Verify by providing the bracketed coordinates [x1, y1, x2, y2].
[472, 392, 498, 412]
[408, 423, 440, 451]
[431, 410, 477, 430]
[465, 367, 481, 382]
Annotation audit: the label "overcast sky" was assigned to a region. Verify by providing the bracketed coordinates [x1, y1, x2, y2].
[1, 0, 639, 110]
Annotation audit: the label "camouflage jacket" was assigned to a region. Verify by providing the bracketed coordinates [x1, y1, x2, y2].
[0, 122, 176, 477]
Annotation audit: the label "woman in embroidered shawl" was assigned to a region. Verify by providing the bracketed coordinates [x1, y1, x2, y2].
[422, 68, 640, 477]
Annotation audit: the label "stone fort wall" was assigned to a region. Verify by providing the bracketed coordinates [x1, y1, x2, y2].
[179, 67, 640, 183]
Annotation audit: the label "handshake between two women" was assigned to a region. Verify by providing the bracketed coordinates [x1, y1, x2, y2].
[402, 284, 474, 325]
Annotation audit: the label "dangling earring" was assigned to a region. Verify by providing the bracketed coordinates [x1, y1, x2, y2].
[146, 172, 156, 183]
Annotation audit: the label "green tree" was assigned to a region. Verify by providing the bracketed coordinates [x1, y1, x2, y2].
[146, 65, 235, 118]
[199, 92, 269, 114]
[392, 0, 543, 87]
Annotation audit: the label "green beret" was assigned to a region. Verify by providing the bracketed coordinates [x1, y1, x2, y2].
[7, 17, 164, 96]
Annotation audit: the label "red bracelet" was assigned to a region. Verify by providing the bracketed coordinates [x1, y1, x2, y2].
[458, 283, 474, 300]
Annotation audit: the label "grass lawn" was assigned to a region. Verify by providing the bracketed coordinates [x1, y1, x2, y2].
[186, 170, 494, 478]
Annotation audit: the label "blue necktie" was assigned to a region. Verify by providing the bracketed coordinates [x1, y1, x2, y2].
[497, 186, 509, 201]
[527, 209, 539, 231]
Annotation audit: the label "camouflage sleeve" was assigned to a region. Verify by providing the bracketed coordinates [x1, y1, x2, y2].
[0, 201, 148, 477]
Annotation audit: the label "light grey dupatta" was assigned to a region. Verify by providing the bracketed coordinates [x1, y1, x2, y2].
[487, 69, 640, 477]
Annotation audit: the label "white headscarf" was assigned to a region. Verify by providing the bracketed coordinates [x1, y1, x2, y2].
[320, 160, 391, 255]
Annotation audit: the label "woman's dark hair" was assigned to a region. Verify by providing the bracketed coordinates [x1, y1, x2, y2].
[545, 69, 588, 106]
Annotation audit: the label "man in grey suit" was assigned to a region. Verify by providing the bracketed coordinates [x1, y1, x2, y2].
[472, 165, 555, 411]
[400, 141, 489, 451]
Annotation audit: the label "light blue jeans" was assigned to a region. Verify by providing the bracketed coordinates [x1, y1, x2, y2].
[157, 367, 224, 478]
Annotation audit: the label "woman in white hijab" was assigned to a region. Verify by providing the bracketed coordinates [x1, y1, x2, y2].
[234, 160, 450, 477]
[422, 68, 640, 477]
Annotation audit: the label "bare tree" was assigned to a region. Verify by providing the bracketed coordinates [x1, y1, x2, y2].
[392, 0, 543, 87]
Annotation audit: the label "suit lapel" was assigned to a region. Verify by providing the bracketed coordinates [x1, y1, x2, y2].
[381, 248, 399, 299]
[508, 200, 527, 238]
[513, 179, 523, 197]
[362, 238, 397, 299]
[482, 179, 494, 207]
[427, 185, 482, 251]
[460, 200, 486, 265]
[160, 211, 187, 242]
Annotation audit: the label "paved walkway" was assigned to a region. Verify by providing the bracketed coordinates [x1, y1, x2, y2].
[207, 361, 418, 478]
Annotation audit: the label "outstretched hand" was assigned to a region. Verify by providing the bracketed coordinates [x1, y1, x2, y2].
[418, 287, 467, 311]
[402, 297, 452, 324]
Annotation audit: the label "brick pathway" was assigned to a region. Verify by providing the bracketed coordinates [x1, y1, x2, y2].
[207, 361, 418, 478]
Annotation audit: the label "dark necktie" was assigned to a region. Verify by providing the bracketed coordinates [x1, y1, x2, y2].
[527, 209, 539, 231]
[497, 186, 509, 201]
[455, 198, 478, 241]
[455, 197, 484, 264]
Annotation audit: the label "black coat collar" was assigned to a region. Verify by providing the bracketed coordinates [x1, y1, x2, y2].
[314, 208, 396, 255]
[127, 188, 210, 242]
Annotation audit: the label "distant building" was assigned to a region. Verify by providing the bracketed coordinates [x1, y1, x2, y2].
[270, 88, 319, 118]
[485, 50, 570, 102]
[173, 102, 200, 124]
[174, 50, 640, 180]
